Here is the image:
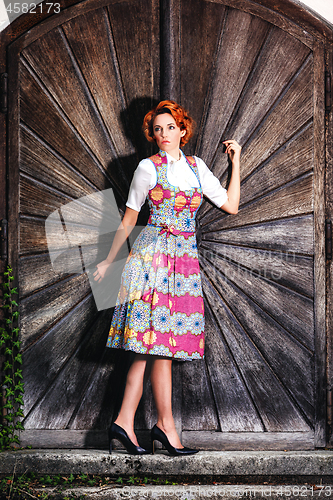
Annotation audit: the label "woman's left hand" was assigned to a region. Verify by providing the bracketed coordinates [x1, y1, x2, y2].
[223, 139, 241, 163]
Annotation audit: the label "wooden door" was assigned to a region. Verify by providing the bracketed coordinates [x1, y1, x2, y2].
[4, 0, 328, 449]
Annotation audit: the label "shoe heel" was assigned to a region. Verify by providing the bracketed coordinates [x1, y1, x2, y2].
[151, 438, 155, 455]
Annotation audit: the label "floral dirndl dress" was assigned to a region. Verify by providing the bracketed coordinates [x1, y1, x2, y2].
[106, 151, 205, 360]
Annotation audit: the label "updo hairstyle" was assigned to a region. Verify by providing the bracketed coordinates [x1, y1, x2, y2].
[142, 100, 195, 147]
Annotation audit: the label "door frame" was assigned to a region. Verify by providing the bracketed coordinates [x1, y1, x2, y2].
[0, 0, 332, 448]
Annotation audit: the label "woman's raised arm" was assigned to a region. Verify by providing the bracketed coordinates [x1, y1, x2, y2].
[220, 139, 241, 215]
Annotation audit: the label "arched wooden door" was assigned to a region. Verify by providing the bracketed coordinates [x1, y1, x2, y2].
[4, 0, 329, 449]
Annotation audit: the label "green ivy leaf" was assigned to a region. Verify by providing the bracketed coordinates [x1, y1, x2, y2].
[11, 287, 18, 295]
[14, 396, 24, 405]
[5, 348, 12, 356]
[14, 354, 22, 364]
[11, 300, 18, 307]
[14, 370, 23, 379]
[15, 409, 24, 418]
[3, 403, 13, 410]
[4, 361, 13, 371]
[4, 375, 13, 385]
[5, 388, 15, 398]
[12, 311, 20, 319]
[4, 415, 14, 422]
[15, 382, 25, 392]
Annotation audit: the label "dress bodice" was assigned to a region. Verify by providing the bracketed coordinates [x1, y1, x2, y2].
[147, 151, 203, 233]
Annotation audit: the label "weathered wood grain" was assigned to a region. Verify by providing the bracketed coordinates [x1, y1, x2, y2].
[202, 272, 311, 431]
[179, 0, 227, 153]
[62, 9, 135, 161]
[202, 257, 315, 423]
[200, 215, 314, 255]
[202, 248, 314, 349]
[240, 123, 314, 205]
[228, 27, 310, 146]
[20, 273, 91, 349]
[201, 241, 314, 298]
[202, 173, 313, 232]
[312, 41, 326, 447]
[197, 9, 270, 164]
[234, 56, 313, 177]
[325, 44, 333, 447]
[181, 359, 219, 431]
[23, 310, 111, 429]
[107, 0, 160, 159]
[20, 62, 124, 198]
[68, 323, 133, 432]
[20, 126, 98, 200]
[203, 301, 265, 432]
[19, 429, 315, 450]
[22, 28, 120, 171]
[22, 295, 97, 414]
[182, 431, 315, 451]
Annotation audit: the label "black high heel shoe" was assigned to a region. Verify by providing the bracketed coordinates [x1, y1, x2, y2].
[109, 422, 150, 455]
[151, 424, 199, 456]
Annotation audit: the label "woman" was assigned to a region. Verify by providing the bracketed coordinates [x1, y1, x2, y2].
[94, 100, 241, 455]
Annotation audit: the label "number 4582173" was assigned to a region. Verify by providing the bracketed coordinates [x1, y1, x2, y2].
[6, 3, 61, 14]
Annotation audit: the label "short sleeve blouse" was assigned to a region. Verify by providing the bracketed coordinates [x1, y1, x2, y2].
[126, 151, 228, 212]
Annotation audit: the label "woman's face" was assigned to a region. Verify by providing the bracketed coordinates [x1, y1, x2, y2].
[153, 113, 186, 153]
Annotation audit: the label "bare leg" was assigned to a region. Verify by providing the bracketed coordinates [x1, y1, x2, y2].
[114, 354, 150, 445]
[150, 357, 183, 449]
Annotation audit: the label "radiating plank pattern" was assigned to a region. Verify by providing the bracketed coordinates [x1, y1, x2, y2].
[17, 0, 316, 447]
[18, 0, 159, 432]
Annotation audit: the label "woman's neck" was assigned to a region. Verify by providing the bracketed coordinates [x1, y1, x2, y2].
[161, 148, 181, 161]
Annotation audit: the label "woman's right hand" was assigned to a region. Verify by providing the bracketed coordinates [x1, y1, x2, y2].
[93, 259, 112, 283]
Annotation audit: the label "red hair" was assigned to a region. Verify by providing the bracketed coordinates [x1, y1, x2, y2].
[142, 100, 195, 147]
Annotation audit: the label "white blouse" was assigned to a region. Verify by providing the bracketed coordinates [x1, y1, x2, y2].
[126, 151, 228, 212]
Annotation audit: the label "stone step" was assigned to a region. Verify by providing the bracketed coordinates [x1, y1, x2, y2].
[1, 449, 332, 478]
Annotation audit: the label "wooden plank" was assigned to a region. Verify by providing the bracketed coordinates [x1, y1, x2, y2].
[22, 28, 121, 172]
[19, 62, 125, 198]
[202, 256, 315, 423]
[202, 248, 314, 349]
[181, 359, 219, 431]
[20, 126, 98, 200]
[207, 0, 317, 47]
[20, 273, 91, 349]
[202, 173, 313, 232]
[19, 429, 315, 450]
[201, 241, 314, 298]
[203, 300, 265, 432]
[202, 272, 311, 432]
[62, 9, 135, 161]
[312, 41, 326, 447]
[209, 54, 313, 193]
[201, 215, 314, 255]
[180, 0, 227, 154]
[19, 173, 75, 217]
[227, 27, 310, 149]
[68, 324, 131, 431]
[240, 123, 314, 205]
[182, 431, 315, 451]
[22, 295, 96, 414]
[160, 0, 180, 101]
[325, 44, 333, 447]
[107, 0, 160, 159]
[197, 9, 270, 164]
[23, 310, 111, 429]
